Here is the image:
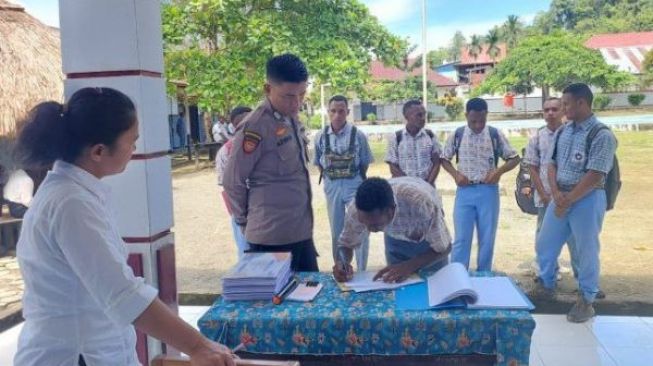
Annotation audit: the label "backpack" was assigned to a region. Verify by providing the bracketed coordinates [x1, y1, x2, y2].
[395, 129, 435, 145]
[452, 126, 503, 167]
[515, 149, 539, 216]
[552, 122, 621, 211]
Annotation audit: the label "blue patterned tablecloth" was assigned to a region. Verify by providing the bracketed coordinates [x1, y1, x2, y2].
[198, 272, 535, 366]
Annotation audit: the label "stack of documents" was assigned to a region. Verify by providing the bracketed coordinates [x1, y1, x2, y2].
[222, 252, 293, 301]
[338, 271, 424, 293]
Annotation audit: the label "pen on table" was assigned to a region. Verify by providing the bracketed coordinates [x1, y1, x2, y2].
[232, 343, 245, 353]
[272, 277, 298, 305]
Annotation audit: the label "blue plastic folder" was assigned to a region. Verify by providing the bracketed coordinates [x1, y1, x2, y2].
[395, 283, 466, 311]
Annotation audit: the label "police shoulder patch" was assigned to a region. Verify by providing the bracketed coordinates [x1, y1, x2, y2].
[243, 130, 262, 154]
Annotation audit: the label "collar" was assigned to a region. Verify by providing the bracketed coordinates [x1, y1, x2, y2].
[572, 114, 597, 131]
[327, 122, 351, 136]
[465, 125, 487, 136]
[263, 98, 285, 121]
[403, 127, 428, 138]
[52, 160, 110, 203]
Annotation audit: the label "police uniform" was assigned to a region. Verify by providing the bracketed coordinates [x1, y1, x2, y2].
[314, 122, 373, 271]
[441, 126, 518, 271]
[536, 115, 617, 303]
[223, 99, 317, 271]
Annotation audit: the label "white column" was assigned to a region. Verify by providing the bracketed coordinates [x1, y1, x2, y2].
[58, 1, 176, 364]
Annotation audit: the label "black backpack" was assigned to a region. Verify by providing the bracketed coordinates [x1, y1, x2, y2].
[552, 122, 621, 211]
[452, 126, 503, 167]
[395, 129, 435, 145]
[515, 146, 538, 215]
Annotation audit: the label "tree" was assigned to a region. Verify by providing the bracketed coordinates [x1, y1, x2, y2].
[502, 15, 523, 49]
[485, 28, 501, 61]
[475, 32, 635, 103]
[468, 35, 483, 62]
[532, 0, 653, 36]
[162, 0, 407, 115]
[428, 48, 449, 68]
[448, 31, 466, 62]
[643, 49, 653, 87]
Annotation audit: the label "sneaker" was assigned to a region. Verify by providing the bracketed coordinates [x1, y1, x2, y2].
[529, 280, 556, 300]
[567, 295, 595, 323]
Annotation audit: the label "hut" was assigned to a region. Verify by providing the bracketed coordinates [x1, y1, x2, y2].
[0, 0, 63, 137]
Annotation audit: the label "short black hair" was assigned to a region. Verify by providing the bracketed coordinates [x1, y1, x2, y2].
[466, 97, 488, 112]
[355, 177, 395, 212]
[563, 83, 593, 106]
[402, 99, 422, 116]
[266, 53, 309, 83]
[543, 97, 561, 105]
[329, 95, 348, 108]
[229, 106, 252, 122]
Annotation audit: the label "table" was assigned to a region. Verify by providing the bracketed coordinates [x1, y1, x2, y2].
[198, 272, 535, 366]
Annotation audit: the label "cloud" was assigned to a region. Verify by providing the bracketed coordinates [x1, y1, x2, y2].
[407, 13, 538, 55]
[362, 0, 420, 24]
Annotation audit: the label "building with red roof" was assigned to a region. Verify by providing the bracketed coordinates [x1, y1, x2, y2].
[585, 32, 653, 74]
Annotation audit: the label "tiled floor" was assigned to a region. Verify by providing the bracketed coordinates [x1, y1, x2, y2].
[2, 308, 652, 366]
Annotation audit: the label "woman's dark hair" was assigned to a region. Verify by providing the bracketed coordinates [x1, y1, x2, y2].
[16, 87, 136, 168]
[355, 177, 395, 212]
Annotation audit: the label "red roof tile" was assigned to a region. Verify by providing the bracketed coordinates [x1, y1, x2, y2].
[369, 60, 458, 86]
[585, 32, 653, 48]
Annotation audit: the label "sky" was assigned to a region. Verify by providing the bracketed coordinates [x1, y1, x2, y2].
[16, 0, 551, 52]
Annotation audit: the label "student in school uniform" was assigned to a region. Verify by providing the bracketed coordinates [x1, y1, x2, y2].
[441, 98, 520, 272]
[13, 87, 234, 366]
[534, 83, 617, 323]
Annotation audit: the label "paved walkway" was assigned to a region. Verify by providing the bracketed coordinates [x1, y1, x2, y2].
[0, 256, 23, 332]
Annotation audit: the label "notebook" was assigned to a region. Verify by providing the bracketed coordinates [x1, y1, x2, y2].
[395, 262, 534, 310]
[337, 271, 424, 293]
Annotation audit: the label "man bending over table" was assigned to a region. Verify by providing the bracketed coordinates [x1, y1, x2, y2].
[333, 177, 452, 283]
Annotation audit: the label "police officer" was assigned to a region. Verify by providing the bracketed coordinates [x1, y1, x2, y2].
[314, 95, 373, 271]
[441, 98, 520, 272]
[534, 83, 617, 323]
[223, 54, 317, 271]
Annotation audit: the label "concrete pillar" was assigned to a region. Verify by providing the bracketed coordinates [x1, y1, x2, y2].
[58, 1, 176, 364]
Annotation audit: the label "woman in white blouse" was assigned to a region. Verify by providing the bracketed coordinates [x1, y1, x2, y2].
[13, 87, 234, 366]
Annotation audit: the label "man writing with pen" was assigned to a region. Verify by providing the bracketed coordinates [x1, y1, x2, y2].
[333, 177, 452, 283]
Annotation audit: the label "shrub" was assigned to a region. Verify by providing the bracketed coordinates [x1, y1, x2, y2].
[436, 93, 464, 120]
[366, 113, 378, 125]
[628, 93, 646, 107]
[593, 94, 612, 110]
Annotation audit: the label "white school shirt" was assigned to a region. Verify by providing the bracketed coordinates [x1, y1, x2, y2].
[15, 160, 158, 366]
[3, 169, 34, 207]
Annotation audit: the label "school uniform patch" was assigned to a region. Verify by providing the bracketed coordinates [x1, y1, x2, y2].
[243, 131, 262, 153]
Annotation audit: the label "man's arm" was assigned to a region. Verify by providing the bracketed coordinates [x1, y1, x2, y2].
[529, 165, 549, 202]
[389, 163, 406, 177]
[441, 158, 469, 186]
[425, 158, 441, 185]
[333, 204, 367, 282]
[222, 123, 264, 227]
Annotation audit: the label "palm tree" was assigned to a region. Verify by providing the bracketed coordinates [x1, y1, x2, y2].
[468, 35, 483, 62]
[485, 28, 501, 62]
[503, 15, 523, 49]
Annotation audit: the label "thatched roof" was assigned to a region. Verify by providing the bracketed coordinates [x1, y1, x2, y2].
[0, 0, 63, 137]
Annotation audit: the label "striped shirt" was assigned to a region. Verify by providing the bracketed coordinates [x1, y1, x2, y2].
[385, 128, 442, 181]
[548, 115, 617, 188]
[338, 177, 451, 253]
[524, 125, 560, 207]
[442, 126, 518, 182]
